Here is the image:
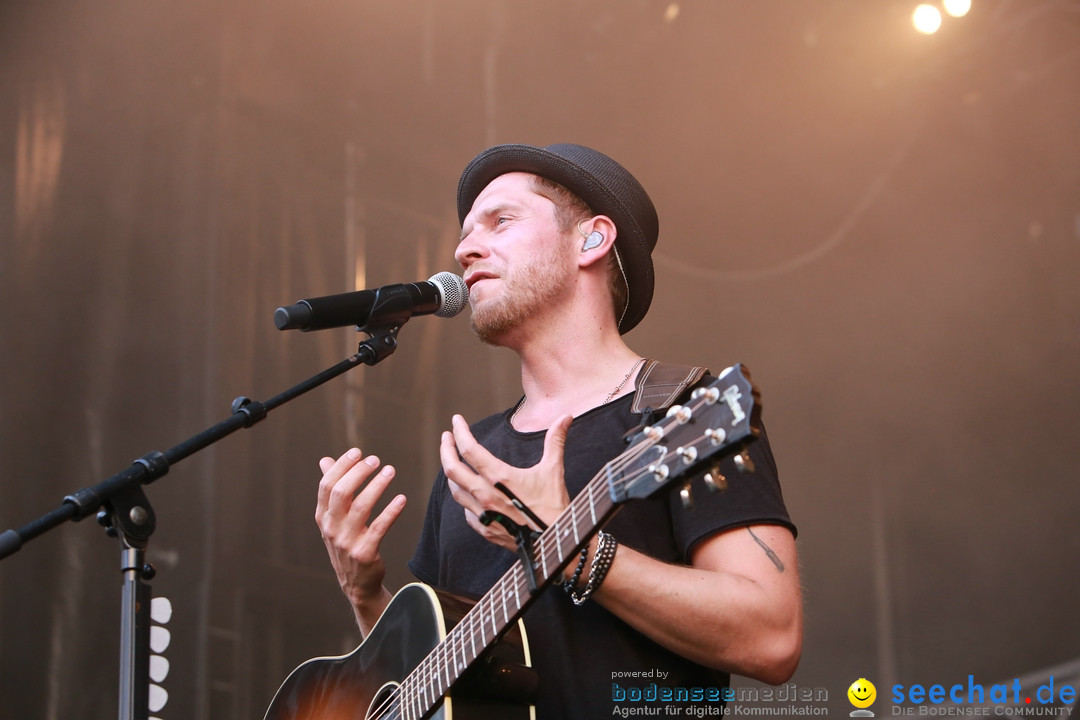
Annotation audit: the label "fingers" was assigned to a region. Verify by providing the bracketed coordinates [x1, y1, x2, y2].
[441, 433, 493, 519]
[316, 449, 398, 532]
[443, 419, 518, 510]
[346, 492, 407, 562]
[446, 476, 483, 524]
[443, 412, 573, 537]
[462, 507, 515, 549]
[316, 448, 364, 514]
[540, 414, 573, 471]
[448, 414, 502, 483]
[442, 420, 527, 548]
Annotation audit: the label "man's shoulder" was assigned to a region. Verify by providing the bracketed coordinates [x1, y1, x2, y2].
[468, 406, 513, 436]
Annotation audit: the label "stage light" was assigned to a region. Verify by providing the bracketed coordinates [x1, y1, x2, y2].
[943, 0, 972, 18]
[913, 4, 943, 34]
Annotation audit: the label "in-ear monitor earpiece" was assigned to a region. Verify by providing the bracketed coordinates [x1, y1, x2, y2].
[582, 231, 604, 252]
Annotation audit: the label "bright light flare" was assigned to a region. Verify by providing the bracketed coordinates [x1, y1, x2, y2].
[943, 0, 972, 18]
[913, 4, 943, 34]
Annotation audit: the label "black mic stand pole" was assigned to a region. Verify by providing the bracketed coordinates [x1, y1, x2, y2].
[0, 298, 417, 720]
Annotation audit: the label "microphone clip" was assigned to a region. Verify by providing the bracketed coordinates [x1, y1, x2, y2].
[355, 320, 403, 367]
[350, 285, 424, 365]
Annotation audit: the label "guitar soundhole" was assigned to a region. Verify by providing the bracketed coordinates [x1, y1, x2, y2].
[367, 682, 399, 720]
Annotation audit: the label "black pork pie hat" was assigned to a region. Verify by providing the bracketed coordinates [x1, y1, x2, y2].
[456, 143, 658, 334]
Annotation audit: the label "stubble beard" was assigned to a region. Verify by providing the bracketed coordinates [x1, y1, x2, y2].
[470, 253, 573, 347]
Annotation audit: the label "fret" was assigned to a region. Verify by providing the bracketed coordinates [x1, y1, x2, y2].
[419, 656, 431, 706]
[480, 591, 491, 645]
[395, 682, 407, 720]
[537, 536, 552, 582]
[455, 633, 465, 677]
[604, 462, 618, 507]
[513, 566, 523, 609]
[469, 603, 478, 661]
[417, 670, 429, 712]
[441, 642, 451, 697]
[570, 501, 580, 546]
[455, 616, 468, 674]
[487, 590, 499, 640]
[500, 576, 510, 625]
[557, 517, 572, 562]
[489, 591, 499, 640]
[538, 537, 549, 580]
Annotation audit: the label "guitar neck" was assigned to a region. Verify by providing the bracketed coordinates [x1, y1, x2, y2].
[396, 446, 645, 718]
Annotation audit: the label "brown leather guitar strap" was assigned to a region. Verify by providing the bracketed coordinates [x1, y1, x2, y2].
[631, 359, 709, 414]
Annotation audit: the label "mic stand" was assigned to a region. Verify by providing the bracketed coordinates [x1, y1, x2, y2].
[0, 310, 412, 720]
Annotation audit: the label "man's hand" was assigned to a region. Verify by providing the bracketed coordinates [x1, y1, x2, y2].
[440, 413, 573, 551]
[315, 449, 405, 634]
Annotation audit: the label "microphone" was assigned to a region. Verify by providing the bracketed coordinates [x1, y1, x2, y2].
[275, 272, 469, 331]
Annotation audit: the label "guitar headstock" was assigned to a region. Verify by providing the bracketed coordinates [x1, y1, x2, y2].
[610, 364, 760, 504]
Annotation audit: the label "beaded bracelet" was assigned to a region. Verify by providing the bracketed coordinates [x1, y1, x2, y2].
[568, 530, 618, 605]
[563, 543, 589, 594]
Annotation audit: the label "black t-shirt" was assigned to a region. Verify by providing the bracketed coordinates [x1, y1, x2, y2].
[409, 388, 794, 719]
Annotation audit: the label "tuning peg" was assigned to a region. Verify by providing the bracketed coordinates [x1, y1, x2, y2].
[692, 386, 721, 404]
[703, 465, 728, 493]
[679, 482, 693, 510]
[733, 449, 755, 474]
[665, 405, 692, 424]
[676, 446, 698, 465]
[643, 425, 664, 442]
[704, 428, 727, 446]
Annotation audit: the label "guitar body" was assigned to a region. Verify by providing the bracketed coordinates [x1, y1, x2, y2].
[264, 583, 535, 720]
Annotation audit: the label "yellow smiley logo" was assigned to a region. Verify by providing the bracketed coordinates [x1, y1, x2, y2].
[848, 678, 877, 709]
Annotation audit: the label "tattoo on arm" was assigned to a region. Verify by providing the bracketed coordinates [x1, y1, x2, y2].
[747, 527, 785, 573]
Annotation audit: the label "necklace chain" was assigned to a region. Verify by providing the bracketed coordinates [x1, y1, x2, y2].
[603, 357, 646, 403]
[511, 357, 645, 426]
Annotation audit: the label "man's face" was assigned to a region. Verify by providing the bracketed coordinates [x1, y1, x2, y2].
[456, 172, 577, 345]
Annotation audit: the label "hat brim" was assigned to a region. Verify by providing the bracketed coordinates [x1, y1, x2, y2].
[456, 143, 656, 333]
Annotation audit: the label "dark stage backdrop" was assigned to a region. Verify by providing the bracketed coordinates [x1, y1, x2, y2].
[1, 1, 1078, 718]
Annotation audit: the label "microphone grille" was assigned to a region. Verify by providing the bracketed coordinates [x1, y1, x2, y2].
[429, 272, 469, 318]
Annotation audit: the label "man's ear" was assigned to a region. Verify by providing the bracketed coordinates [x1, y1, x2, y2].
[577, 215, 617, 268]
